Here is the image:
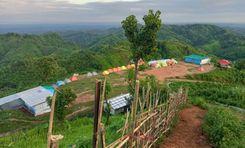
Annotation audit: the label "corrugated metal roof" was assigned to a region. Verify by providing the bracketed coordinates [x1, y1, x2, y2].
[0, 86, 53, 107]
[107, 93, 131, 110]
[0, 94, 20, 106]
[185, 54, 208, 60]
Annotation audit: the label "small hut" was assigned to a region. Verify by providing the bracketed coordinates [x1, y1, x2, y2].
[104, 93, 131, 115]
[219, 59, 231, 68]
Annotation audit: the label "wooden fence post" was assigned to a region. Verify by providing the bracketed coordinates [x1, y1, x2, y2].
[93, 80, 102, 148]
[47, 92, 57, 148]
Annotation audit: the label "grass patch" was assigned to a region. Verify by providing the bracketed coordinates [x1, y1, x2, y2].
[189, 97, 208, 109]
[0, 114, 126, 148]
[202, 106, 245, 147]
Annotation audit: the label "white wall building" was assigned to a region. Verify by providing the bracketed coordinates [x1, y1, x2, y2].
[0, 86, 54, 116]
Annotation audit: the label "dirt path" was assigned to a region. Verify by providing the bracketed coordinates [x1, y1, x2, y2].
[160, 106, 211, 148]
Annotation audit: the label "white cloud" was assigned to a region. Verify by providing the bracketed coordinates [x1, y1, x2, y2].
[56, 0, 140, 5]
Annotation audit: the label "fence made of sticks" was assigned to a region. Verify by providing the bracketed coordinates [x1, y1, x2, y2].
[93, 79, 188, 148]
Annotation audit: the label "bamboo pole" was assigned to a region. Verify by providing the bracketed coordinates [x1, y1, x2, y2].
[93, 80, 102, 148]
[47, 92, 57, 148]
[100, 123, 106, 148]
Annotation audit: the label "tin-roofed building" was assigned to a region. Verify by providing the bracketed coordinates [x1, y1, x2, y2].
[184, 54, 210, 65]
[0, 86, 54, 116]
[104, 93, 131, 115]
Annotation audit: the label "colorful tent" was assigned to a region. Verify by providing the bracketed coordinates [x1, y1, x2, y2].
[73, 73, 79, 77]
[64, 78, 71, 83]
[113, 68, 118, 72]
[108, 69, 114, 73]
[70, 76, 78, 81]
[126, 65, 132, 69]
[197, 66, 205, 71]
[87, 72, 93, 77]
[103, 71, 109, 75]
[92, 71, 98, 76]
[121, 66, 127, 70]
[117, 67, 122, 72]
[56, 81, 65, 87]
[130, 64, 135, 68]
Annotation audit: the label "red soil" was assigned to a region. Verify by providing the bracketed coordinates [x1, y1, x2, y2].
[70, 91, 94, 106]
[160, 106, 211, 148]
[143, 62, 214, 81]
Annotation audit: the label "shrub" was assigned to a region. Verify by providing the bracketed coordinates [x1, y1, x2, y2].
[139, 64, 149, 71]
[202, 107, 244, 147]
[190, 97, 208, 109]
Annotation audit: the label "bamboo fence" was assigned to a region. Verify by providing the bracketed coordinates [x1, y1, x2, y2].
[93, 80, 188, 148]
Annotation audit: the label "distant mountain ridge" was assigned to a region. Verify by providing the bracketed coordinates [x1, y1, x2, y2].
[60, 24, 245, 60]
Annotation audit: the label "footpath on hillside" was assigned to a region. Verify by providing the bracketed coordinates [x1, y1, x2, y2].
[160, 106, 212, 148]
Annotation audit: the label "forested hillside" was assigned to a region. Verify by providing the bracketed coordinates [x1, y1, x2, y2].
[61, 24, 245, 61]
[0, 24, 244, 98]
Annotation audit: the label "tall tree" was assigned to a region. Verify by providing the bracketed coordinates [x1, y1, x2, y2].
[121, 10, 162, 83]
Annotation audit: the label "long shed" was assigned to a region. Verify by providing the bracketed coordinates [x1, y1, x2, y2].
[0, 86, 54, 116]
[184, 54, 210, 65]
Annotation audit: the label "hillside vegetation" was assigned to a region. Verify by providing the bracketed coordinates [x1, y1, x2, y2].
[0, 24, 244, 98]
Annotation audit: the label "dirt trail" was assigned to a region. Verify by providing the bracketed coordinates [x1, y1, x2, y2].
[160, 106, 211, 148]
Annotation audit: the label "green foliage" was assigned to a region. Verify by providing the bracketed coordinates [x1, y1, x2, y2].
[47, 87, 76, 121]
[187, 68, 245, 85]
[170, 82, 245, 108]
[122, 9, 162, 81]
[126, 69, 135, 95]
[138, 64, 149, 71]
[203, 107, 244, 147]
[164, 24, 245, 61]
[0, 115, 125, 147]
[235, 59, 245, 70]
[189, 97, 208, 109]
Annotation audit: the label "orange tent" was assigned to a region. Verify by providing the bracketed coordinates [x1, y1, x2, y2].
[108, 69, 114, 73]
[117, 67, 122, 72]
[197, 66, 204, 71]
[70, 76, 78, 81]
[113, 68, 118, 72]
[126, 65, 131, 69]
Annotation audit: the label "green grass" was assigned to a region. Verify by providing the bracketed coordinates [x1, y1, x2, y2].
[170, 82, 245, 109]
[187, 68, 245, 85]
[202, 106, 245, 147]
[0, 115, 126, 148]
[189, 97, 208, 109]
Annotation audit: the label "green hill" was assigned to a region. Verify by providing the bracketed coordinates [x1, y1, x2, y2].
[1, 24, 244, 97]
[61, 24, 245, 61]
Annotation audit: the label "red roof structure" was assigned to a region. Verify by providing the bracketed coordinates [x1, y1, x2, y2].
[219, 59, 230, 66]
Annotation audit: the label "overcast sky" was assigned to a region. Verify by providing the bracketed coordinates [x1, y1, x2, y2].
[0, 0, 244, 24]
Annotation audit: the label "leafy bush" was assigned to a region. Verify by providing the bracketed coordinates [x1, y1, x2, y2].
[189, 97, 208, 109]
[170, 82, 245, 108]
[139, 64, 149, 71]
[202, 107, 244, 147]
[187, 68, 245, 85]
